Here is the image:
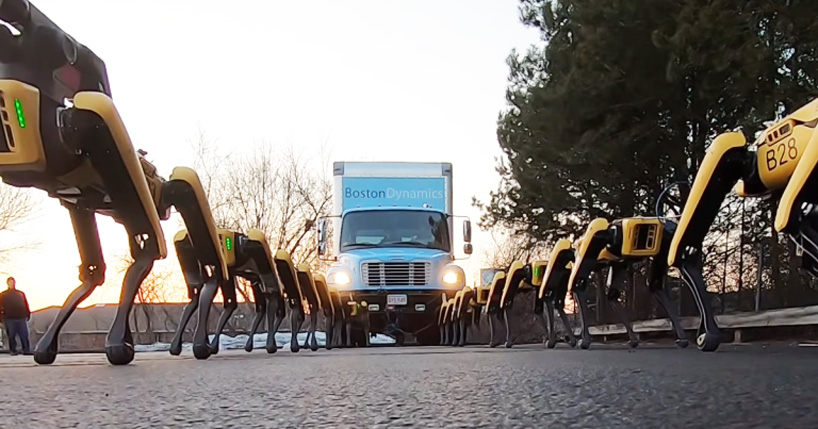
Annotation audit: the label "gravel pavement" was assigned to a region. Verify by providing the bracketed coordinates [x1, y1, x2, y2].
[0, 342, 816, 428]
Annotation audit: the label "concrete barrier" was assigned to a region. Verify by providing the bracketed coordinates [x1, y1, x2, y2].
[580, 304, 818, 338]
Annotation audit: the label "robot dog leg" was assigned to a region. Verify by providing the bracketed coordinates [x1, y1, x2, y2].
[33, 204, 105, 364]
[537, 239, 576, 348]
[208, 274, 239, 355]
[668, 132, 755, 351]
[485, 271, 506, 348]
[244, 281, 267, 352]
[605, 263, 639, 348]
[296, 265, 322, 351]
[274, 250, 305, 352]
[568, 219, 614, 350]
[498, 261, 528, 348]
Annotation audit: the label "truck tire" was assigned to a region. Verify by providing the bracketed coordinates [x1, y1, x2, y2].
[349, 323, 367, 347]
[415, 327, 441, 346]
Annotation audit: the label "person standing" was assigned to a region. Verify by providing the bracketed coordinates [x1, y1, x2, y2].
[0, 277, 31, 355]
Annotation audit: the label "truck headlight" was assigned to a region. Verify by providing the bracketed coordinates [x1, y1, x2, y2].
[443, 270, 459, 285]
[330, 271, 351, 286]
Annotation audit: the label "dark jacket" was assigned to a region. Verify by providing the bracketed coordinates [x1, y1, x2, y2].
[0, 289, 30, 321]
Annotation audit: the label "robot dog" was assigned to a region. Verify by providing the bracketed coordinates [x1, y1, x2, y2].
[170, 228, 297, 358]
[669, 97, 818, 351]
[490, 242, 578, 348]
[567, 216, 691, 350]
[0, 3, 228, 365]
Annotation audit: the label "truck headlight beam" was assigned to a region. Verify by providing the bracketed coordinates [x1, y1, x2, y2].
[331, 271, 351, 286]
[443, 270, 459, 285]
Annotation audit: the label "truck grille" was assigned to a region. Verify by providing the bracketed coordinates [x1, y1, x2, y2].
[362, 262, 431, 286]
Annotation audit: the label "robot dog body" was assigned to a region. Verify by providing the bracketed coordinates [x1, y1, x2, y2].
[567, 217, 691, 350]
[669, 97, 818, 351]
[491, 241, 577, 349]
[0, 3, 270, 364]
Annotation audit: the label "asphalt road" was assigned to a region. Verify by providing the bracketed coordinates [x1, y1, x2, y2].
[0, 342, 816, 428]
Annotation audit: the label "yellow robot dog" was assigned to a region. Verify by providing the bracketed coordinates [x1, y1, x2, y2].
[483, 270, 507, 347]
[438, 287, 474, 346]
[313, 274, 339, 350]
[0, 3, 222, 365]
[535, 240, 579, 348]
[448, 286, 478, 347]
[296, 264, 333, 351]
[171, 229, 291, 358]
[669, 98, 818, 351]
[496, 260, 548, 348]
[327, 286, 349, 348]
[567, 216, 690, 350]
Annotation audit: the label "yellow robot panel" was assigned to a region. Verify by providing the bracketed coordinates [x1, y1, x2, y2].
[169, 166, 223, 273]
[0, 80, 46, 172]
[297, 263, 323, 310]
[438, 293, 449, 325]
[757, 117, 810, 190]
[530, 260, 549, 287]
[73, 91, 167, 258]
[313, 273, 334, 315]
[452, 289, 464, 321]
[446, 297, 457, 322]
[173, 229, 188, 244]
[475, 282, 490, 305]
[619, 217, 663, 257]
[598, 248, 620, 262]
[568, 218, 609, 289]
[275, 249, 304, 303]
[500, 260, 525, 308]
[217, 229, 237, 268]
[577, 218, 610, 254]
[538, 239, 572, 299]
[775, 125, 818, 232]
[247, 229, 275, 266]
[668, 132, 746, 266]
[486, 271, 506, 306]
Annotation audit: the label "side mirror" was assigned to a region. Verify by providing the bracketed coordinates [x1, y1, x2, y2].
[317, 217, 328, 256]
[463, 243, 473, 255]
[318, 217, 328, 241]
[463, 219, 472, 243]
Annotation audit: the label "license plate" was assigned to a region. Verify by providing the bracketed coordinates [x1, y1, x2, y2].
[387, 294, 408, 306]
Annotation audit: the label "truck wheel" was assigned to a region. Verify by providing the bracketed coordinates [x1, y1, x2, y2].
[415, 328, 441, 346]
[349, 324, 367, 347]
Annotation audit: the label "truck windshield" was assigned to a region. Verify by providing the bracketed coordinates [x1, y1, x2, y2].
[340, 210, 451, 252]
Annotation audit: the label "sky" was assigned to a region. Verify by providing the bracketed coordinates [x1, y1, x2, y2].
[1, 0, 541, 311]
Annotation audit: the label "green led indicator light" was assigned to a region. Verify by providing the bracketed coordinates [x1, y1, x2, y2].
[14, 99, 26, 129]
[225, 237, 233, 251]
[534, 266, 542, 278]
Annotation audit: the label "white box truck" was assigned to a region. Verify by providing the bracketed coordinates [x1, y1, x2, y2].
[317, 161, 472, 345]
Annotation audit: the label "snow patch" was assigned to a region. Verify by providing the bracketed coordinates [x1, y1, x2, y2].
[134, 331, 395, 352]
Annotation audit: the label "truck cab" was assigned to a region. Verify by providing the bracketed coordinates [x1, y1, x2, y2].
[317, 161, 472, 345]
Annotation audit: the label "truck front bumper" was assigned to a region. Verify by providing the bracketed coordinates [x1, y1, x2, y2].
[346, 289, 456, 333]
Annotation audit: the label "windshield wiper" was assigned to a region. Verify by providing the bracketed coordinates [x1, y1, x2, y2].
[381, 241, 431, 247]
[344, 243, 380, 248]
